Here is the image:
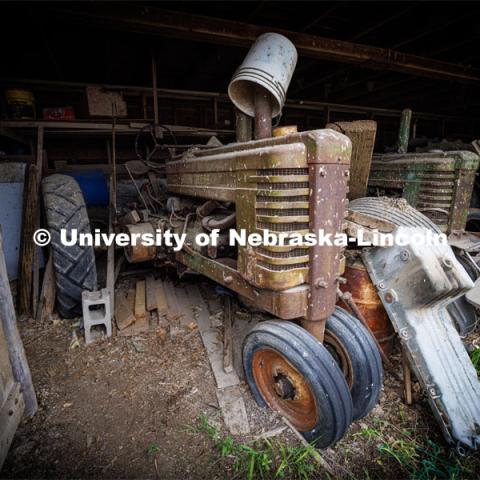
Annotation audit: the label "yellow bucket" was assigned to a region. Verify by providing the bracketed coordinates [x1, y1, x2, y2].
[5, 89, 35, 119]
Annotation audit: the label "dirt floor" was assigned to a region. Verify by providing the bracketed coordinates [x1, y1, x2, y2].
[2, 279, 480, 479]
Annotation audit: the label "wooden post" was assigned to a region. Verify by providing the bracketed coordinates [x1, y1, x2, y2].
[18, 163, 39, 316]
[0, 231, 37, 417]
[32, 126, 44, 318]
[35, 254, 56, 322]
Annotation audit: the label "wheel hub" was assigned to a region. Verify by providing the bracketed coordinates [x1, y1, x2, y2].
[272, 372, 296, 400]
[252, 348, 317, 431]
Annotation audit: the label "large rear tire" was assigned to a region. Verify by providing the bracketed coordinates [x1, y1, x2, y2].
[42, 174, 97, 318]
[243, 320, 353, 448]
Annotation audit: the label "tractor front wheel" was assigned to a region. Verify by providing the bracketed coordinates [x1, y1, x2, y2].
[243, 320, 353, 448]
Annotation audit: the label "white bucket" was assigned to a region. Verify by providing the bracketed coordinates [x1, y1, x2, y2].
[228, 33, 298, 118]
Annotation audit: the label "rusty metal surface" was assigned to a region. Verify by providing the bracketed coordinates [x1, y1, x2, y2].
[273, 125, 297, 137]
[176, 249, 308, 319]
[368, 151, 479, 233]
[168, 129, 351, 296]
[306, 130, 351, 329]
[235, 109, 252, 142]
[396, 108, 412, 154]
[253, 86, 272, 140]
[169, 128, 351, 334]
[340, 259, 394, 356]
[326, 120, 377, 200]
[252, 348, 317, 431]
[124, 223, 156, 263]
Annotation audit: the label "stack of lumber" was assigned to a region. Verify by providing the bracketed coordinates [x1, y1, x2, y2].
[114, 275, 168, 336]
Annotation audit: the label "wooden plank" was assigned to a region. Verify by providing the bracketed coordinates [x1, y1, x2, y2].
[154, 280, 168, 315]
[223, 296, 233, 374]
[126, 289, 135, 310]
[216, 386, 250, 435]
[117, 316, 149, 336]
[114, 292, 135, 330]
[17, 164, 39, 316]
[163, 281, 182, 321]
[32, 126, 44, 318]
[0, 233, 37, 417]
[35, 254, 56, 322]
[185, 286, 239, 389]
[145, 275, 157, 312]
[0, 382, 25, 469]
[134, 280, 146, 321]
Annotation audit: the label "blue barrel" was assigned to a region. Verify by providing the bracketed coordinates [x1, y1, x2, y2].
[66, 170, 109, 207]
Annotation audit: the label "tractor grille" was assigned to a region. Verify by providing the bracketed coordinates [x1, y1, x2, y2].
[253, 168, 310, 273]
[416, 171, 456, 229]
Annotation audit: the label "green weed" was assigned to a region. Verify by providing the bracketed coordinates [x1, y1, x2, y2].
[355, 419, 473, 479]
[146, 443, 160, 456]
[470, 347, 480, 376]
[188, 413, 322, 480]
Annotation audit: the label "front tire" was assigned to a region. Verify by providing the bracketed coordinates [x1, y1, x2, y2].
[243, 320, 353, 448]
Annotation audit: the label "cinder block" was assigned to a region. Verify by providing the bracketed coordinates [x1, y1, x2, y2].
[82, 288, 112, 345]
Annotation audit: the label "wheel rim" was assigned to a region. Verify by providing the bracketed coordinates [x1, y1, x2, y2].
[324, 331, 354, 389]
[252, 348, 317, 431]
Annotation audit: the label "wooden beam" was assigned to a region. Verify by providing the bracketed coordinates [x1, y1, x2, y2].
[47, 4, 480, 84]
[32, 126, 44, 318]
[18, 163, 39, 316]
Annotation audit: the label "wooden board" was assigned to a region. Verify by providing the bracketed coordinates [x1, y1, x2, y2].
[0, 382, 25, 469]
[145, 275, 157, 312]
[185, 286, 239, 390]
[154, 280, 168, 315]
[114, 292, 135, 330]
[17, 164, 39, 316]
[134, 280, 146, 321]
[216, 385, 250, 435]
[223, 296, 233, 374]
[35, 254, 56, 322]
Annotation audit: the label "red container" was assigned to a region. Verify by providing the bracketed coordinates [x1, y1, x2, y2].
[42, 107, 75, 121]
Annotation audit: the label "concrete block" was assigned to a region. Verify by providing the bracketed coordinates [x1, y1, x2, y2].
[82, 288, 112, 345]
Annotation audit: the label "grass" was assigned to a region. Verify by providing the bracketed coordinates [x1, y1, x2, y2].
[189, 411, 479, 479]
[187, 413, 323, 480]
[470, 347, 480, 376]
[146, 443, 160, 456]
[353, 419, 475, 479]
